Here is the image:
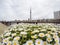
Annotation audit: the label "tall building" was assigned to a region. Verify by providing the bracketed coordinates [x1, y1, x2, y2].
[54, 11, 60, 19]
[28, 8, 32, 21]
[30, 8, 32, 20]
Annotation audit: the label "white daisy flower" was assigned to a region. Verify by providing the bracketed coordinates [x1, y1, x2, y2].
[14, 29, 18, 31]
[14, 36, 20, 41]
[3, 38, 8, 43]
[51, 28, 56, 31]
[45, 34, 51, 37]
[53, 35, 58, 39]
[9, 28, 13, 31]
[31, 30, 39, 34]
[43, 41, 47, 45]
[7, 41, 12, 45]
[52, 33, 57, 36]
[7, 37, 12, 40]
[53, 36, 59, 43]
[39, 33, 45, 37]
[47, 31, 52, 34]
[40, 29, 46, 31]
[19, 28, 23, 31]
[54, 43, 59, 45]
[31, 34, 37, 39]
[26, 40, 34, 45]
[47, 37, 52, 42]
[23, 43, 26, 45]
[12, 33, 16, 37]
[20, 32, 27, 35]
[4, 32, 11, 36]
[35, 39, 43, 45]
[13, 41, 19, 45]
[58, 31, 60, 33]
[38, 28, 41, 30]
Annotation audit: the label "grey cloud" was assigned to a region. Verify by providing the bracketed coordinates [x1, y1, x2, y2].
[0, 0, 60, 21]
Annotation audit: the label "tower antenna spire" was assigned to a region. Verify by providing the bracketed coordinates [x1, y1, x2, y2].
[30, 8, 32, 20]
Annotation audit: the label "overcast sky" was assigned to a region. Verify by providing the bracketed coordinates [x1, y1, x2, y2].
[0, 0, 60, 21]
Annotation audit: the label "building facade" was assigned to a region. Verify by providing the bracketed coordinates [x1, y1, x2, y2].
[54, 11, 60, 19]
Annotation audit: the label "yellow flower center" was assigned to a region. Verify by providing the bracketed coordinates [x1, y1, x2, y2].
[44, 42, 46, 45]
[5, 40, 7, 42]
[56, 43, 59, 45]
[48, 31, 51, 34]
[16, 38, 19, 40]
[14, 42, 17, 45]
[48, 38, 51, 41]
[48, 39, 50, 40]
[54, 36, 57, 38]
[41, 34, 43, 36]
[4, 40, 7, 42]
[56, 40, 58, 42]
[37, 41, 40, 44]
[40, 34, 44, 37]
[7, 43, 11, 45]
[28, 43, 32, 45]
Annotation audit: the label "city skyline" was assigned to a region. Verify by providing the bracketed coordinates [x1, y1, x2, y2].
[0, 0, 60, 21]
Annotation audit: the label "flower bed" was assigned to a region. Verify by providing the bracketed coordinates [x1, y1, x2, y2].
[0, 23, 60, 45]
